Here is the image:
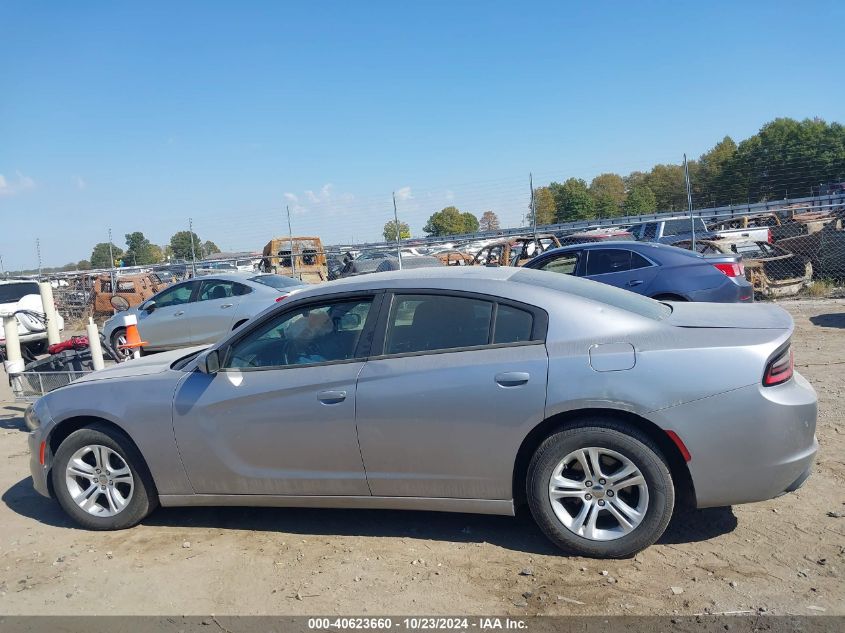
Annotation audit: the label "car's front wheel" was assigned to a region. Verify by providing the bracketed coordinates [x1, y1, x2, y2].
[527, 418, 674, 558]
[51, 424, 158, 530]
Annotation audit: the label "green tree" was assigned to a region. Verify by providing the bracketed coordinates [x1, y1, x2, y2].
[645, 164, 688, 211]
[550, 178, 595, 222]
[90, 242, 124, 269]
[622, 185, 657, 215]
[202, 240, 221, 256]
[77, 259, 92, 270]
[694, 136, 737, 204]
[169, 231, 201, 260]
[383, 219, 411, 241]
[589, 173, 626, 218]
[530, 187, 556, 225]
[124, 231, 162, 265]
[479, 210, 500, 231]
[460, 211, 479, 233]
[423, 207, 478, 236]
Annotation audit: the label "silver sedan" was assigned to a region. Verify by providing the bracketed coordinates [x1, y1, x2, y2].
[27, 267, 817, 558]
[103, 273, 307, 357]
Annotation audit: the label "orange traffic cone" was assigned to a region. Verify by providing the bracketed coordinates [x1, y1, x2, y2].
[117, 314, 147, 357]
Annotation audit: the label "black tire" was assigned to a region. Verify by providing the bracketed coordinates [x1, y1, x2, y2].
[51, 423, 158, 530]
[526, 418, 674, 558]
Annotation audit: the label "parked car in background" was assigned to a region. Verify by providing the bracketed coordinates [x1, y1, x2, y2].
[556, 228, 635, 247]
[261, 236, 328, 283]
[0, 280, 65, 357]
[629, 217, 716, 244]
[673, 239, 812, 298]
[103, 273, 307, 357]
[776, 224, 845, 279]
[28, 267, 817, 558]
[434, 249, 474, 266]
[524, 242, 753, 303]
[196, 261, 238, 275]
[473, 234, 561, 267]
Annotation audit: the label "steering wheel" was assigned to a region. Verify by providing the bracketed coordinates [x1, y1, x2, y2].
[282, 338, 325, 365]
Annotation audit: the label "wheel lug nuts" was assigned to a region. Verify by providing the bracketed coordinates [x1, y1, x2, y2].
[599, 478, 606, 485]
[598, 500, 605, 506]
[585, 493, 593, 500]
[607, 490, 614, 497]
[585, 481, 593, 487]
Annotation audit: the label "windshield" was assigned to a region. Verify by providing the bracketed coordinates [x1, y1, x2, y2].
[512, 268, 672, 320]
[0, 282, 40, 304]
[248, 274, 305, 290]
[662, 218, 708, 236]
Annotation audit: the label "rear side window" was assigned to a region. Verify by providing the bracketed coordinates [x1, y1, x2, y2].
[494, 305, 533, 344]
[643, 223, 658, 240]
[386, 294, 493, 354]
[631, 252, 652, 269]
[586, 249, 632, 275]
[537, 252, 579, 275]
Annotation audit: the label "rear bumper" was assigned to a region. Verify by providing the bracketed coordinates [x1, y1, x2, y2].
[649, 371, 818, 508]
[687, 278, 754, 303]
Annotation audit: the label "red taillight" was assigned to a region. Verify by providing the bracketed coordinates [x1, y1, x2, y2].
[767, 229, 773, 243]
[714, 261, 744, 277]
[275, 294, 289, 303]
[763, 346, 794, 386]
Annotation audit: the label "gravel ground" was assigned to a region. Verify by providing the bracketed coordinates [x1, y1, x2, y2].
[0, 298, 842, 616]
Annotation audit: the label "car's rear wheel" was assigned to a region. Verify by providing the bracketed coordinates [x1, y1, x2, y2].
[51, 424, 158, 530]
[110, 328, 141, 360]
[526, 419, 674, 558]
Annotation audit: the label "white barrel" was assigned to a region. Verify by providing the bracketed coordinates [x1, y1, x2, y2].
[38, 282, 61, 345]
[86, 317, 105, 371]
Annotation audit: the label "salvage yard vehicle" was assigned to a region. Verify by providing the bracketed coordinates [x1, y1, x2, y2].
[777, 224, 845, 279]
[102, 273, 307, 358]
[433, 249, 474, 266]
[92, 272, 169, 315]
[673, 239, 812, 298]
[0, 280, 65, 357]
[556, 228, 635, 247]
[628, 217, 716, 244]
[472, 234, 561, 267]
[261, 236, 328, 283]
[26, 267, 816, 558]
[524, 242, 753, 303]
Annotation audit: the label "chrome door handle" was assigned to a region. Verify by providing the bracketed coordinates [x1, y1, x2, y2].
[220, 303, 234, 309]
[626, 280, 644, 287]
[174, 311, 185, 316]
[495, 372, 530, 387]
[317, 390, 347, 404]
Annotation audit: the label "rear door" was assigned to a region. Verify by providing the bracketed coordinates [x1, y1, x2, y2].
[355, 291, 549, 500]
[188, 279, 248, 345]
[136, 281, 197, 349]
[582, 248, 660, 295]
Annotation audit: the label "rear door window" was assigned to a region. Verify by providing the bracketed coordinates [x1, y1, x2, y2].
[493, 304, 533, 344]
[537, 252, 580, 275]
[586, 249, 632, 276]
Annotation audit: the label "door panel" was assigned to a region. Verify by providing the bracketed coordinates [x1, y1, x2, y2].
[355, 344, 548, 500]
[136, 281, 196, 349]
[173, 363, 369, 495]
[189, 280, 243, 345]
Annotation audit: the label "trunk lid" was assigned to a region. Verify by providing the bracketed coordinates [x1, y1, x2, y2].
[666, 301, 792, 330]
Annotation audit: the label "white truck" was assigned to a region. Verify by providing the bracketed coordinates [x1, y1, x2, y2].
[0, 280, 65, 357]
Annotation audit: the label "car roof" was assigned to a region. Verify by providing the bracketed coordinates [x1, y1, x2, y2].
[542, 241, 699, 257]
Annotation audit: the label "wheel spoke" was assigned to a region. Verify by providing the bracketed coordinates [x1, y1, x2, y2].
[68, 458, 96, 478]
[582, 499, 602, 540]
[616, 475, 645, 490]
[574, 450, 596, 481]
[569, 500, 592, 533]
[75, 484, 101, 511]
[588, 448, 606, 479]
[609, 463, 637, 485]
[605, 500, 635, 533]
[550, 488, 586, 500]
[609, 496, 644, 523]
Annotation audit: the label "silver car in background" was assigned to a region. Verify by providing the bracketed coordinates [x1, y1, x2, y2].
[103, 273, 307, 357]
[28, 267, 817, 558]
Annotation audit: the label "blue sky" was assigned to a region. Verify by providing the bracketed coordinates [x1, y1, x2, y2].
[2, 1, 843, 270]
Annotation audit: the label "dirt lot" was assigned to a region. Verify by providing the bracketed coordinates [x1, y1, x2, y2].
[0, 299, 842, 616]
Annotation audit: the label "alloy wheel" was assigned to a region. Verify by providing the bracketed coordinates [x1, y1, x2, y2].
[65, 444, 134, 517]
[548, 447, 649, 541]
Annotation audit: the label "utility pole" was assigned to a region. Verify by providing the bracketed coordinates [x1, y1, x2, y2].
[530, 173, 537, 240]
[0, 253, 5, 276]
[108, 228, 116, 295]
[36, 239, 43, 281]
[286, 205, 297, 279]
[683, 154, 695, 250]
[188, 218, 197, 277]
[392, 191, 403, 270]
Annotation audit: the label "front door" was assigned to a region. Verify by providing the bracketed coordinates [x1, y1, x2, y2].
[137, 281, 197, 350]
[172, 294, 380, 496]
[355, 292, 549, 500]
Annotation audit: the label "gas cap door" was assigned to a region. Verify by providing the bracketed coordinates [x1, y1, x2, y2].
[589, 342, 636, 372]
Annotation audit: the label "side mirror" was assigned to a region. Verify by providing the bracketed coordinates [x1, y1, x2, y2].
[110, 295, 130, 312]
[141, 300, 157, 313]
[196, 349, 220, 375]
